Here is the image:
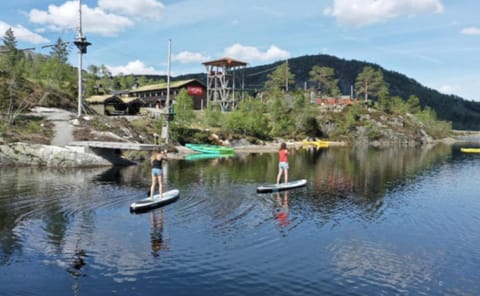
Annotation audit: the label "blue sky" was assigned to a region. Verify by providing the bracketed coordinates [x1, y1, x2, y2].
[1, 0, 479, 101]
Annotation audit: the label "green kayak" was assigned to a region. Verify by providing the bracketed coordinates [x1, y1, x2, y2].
[185, 143, 234, 154]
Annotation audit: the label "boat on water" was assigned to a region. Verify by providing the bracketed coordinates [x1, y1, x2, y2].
[460, 148, 480, 153]
[185, 143, 234, 154]
[302, 139, 329, 148]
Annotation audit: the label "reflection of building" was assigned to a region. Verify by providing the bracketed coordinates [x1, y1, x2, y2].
[202, 57, 247, 111]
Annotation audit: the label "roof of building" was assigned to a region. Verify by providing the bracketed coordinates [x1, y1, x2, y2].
[202, 57, 248, 67]
[130, 79, 204, 93]
[85, 95, 143, 104]
[85, 94, 115, 104]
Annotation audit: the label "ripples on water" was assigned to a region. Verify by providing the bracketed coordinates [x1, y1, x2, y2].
[1, 147, 480, 295]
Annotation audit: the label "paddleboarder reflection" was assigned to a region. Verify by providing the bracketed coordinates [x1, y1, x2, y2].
[150, 208, 167, 256]
[275, 191, 290, 227]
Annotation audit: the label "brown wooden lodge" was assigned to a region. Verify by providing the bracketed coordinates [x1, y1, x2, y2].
[86, 79, 206, 116]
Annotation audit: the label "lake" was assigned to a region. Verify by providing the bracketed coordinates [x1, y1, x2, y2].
[1, 144, 479, 295]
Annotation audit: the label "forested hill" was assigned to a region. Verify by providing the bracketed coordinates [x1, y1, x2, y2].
[175, 54, 480, 130]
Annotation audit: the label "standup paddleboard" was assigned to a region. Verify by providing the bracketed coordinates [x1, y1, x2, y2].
[256, 179, 307, 193]
[130, 189, 179, 212]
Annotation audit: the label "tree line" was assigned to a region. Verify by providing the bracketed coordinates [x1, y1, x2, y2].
[0, 27, 458, 142]
[169, 60, 451, 143]
[0, 28, 158, 125]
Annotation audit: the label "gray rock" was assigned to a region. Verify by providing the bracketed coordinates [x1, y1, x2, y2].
[0, 143, 112, 167]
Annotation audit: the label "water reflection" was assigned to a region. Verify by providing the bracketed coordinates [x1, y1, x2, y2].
[1, 143, 478, 295]
[275, 191, 290, 228]
[150, 208, 167, 257]
[328, 238, 434, 294]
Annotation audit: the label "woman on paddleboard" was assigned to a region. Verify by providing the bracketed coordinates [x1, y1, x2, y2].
[150, 149, 167, 198]
[276, 142, 288, 184]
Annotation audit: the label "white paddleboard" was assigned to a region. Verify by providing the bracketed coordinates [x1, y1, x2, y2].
[256, 179, 307, 193]
[130, 189, 180, 212]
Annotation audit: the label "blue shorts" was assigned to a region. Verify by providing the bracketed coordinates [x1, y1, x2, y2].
[279, 162, 289, 170]
[152, 168, 163, 176]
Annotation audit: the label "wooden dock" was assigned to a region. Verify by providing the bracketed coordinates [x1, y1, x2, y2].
[69, 141, 162, 151]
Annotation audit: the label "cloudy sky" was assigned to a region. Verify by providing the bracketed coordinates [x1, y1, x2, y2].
[0, 0, 479, 101]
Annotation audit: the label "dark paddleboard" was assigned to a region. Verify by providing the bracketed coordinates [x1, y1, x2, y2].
[130, 189, 179, 212]
[256, 179, 307, 193]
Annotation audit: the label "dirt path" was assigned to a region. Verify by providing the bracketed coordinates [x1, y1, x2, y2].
[31, 107, 75, 146]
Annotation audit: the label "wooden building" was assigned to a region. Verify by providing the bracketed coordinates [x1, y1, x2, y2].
[85, 95, 143, 115]
[127, 79, 207, 110]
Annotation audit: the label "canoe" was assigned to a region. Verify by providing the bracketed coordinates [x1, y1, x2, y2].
[257, 179, 307, 193]
[130, 189, 179, 212]
[460, 148, 480, 153]
[185, 143, 234, 154]
[302, 139, 329, 148]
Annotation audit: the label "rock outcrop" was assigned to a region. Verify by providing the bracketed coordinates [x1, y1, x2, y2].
[0, 142, 113, 167]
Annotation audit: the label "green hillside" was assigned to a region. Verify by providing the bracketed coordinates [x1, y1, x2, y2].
[176, 54, 480, 130]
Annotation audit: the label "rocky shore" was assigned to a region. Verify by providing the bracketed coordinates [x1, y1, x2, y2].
[1, 107, 477, 167]
[0, 143, 113, 167]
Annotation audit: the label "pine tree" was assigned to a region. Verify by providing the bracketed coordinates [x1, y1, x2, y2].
[264, 61, 295, 92]
[354, 66, 388, 102]
[0, 28, 26, 123]
[309, 66, 341, 97]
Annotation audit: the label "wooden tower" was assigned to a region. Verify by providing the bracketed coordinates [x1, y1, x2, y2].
[202, 57, 247, 111]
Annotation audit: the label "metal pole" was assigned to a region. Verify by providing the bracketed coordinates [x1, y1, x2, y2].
[74, 0, 90, 117]
[165, 38, 171, 144]
[78, 51, 82, 117]
[285, 59, 288, 92]
[77, 0, 83, 117]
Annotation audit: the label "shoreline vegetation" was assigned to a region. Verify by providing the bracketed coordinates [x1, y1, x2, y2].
[0, 131, 477, 167]
[1, 107, 479, 167]
[2, 29, 480, 167]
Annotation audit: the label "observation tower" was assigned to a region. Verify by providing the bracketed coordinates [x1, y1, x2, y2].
[202, 57, 247, 111]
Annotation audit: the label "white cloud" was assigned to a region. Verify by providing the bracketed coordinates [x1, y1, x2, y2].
[107, 60, 163, 75]
[172, 51, 210, 64]
[460, 27, 480, 36]
[28, 1, 133, 36]
[224, 44, 290, 62]
[438, 84, 458, 95]
[98, 0, 165, 21]
[0, 21, 49, 44]
[324, 0, 444, 27]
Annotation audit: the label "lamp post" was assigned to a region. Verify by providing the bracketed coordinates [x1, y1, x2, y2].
[161, 39, 174, 145]
[73, 0, 91, 117]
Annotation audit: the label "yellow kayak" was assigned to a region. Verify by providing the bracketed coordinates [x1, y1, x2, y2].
[302, 139, 329, 147]
[460, 148, 480, 153]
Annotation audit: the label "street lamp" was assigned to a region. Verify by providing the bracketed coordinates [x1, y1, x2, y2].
[74, 0, 91, 118]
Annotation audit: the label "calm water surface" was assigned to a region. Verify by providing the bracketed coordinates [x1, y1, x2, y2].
[1, 145, 480, 295]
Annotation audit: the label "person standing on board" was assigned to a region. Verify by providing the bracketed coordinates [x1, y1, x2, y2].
[150, 149, 167, 199]
[276, 142, 289, 184]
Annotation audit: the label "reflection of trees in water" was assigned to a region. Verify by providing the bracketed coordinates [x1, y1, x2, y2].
[0, 167, 103, 266]
[297, 145, 452, 223]
[92, 165, 148, 185]
[328, 238, 434, 292]
[311, 145, 451, 200]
